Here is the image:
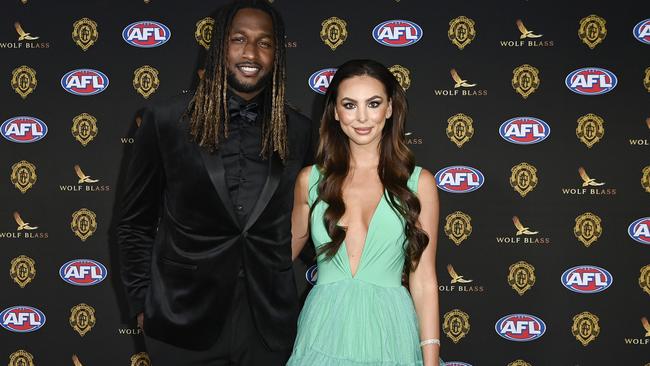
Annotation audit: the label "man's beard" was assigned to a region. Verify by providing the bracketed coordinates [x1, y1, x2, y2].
[227, 66, 273, 94]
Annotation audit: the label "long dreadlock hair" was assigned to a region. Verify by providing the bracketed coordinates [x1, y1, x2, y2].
[187, 0, 288, 160]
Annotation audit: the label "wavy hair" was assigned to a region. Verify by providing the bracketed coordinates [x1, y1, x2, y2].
[314, 59, 429, 277]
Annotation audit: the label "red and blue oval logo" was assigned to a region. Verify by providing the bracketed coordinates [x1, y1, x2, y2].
[633, 19, 650, 45]
[59, 259, 108, 286]
[495, 314, 546, 342]
[561, 265, 613, 293]
[305, 264, 318, 285]
[628, 217, 650, 245]
[565, 67, 617, 95]
[61, 69, 109, 96]
[499, 117, 550, 145]
[308, 68, 337, 94]
[373, 20, 423, 47]
[1, 306, 46, 333]
[434, 166, 484, 193]
[122, 21, 171, 48]
[1, 116, 47, 143]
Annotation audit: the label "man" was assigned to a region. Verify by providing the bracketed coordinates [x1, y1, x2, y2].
[117, 1, 313, 364]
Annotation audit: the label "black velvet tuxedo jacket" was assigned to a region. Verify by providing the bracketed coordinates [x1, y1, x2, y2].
[117, 92, 314, 350]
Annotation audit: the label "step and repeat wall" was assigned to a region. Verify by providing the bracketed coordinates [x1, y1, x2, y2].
[2, 0, 649, 365]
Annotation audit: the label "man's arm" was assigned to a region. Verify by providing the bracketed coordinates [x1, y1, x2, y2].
[116, 107, 164, 319]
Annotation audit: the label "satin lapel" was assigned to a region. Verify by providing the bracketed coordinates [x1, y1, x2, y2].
[244, 154, 283, 231]
[199, 148, 241, 229]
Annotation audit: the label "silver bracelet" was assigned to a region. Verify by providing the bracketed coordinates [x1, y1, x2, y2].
[419, 338, 440, 347]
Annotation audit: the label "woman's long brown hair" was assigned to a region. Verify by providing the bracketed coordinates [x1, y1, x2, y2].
[313, 59, 429, 277]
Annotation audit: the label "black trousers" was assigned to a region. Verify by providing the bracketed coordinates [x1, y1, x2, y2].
[144, 277, 292, 366]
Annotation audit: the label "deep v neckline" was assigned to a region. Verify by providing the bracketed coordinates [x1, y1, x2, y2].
[342, 190, 385, 279]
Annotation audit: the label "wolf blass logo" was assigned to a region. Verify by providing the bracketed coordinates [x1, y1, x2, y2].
[629, 118, 650, 146]
[404, 131, 423, 145]
[434, 68, 487, 96]
[561, 167, 616, 196]
[623, 316, 650, 345]
[439, 264, 485, 293]
[117, 326, 143, 335]
[0, 212, 48, 239]
[499, 19, 554, 47]
[496, 216, 551, 244]
[59, 165, 110, 192]
[0, 21, 50, 49]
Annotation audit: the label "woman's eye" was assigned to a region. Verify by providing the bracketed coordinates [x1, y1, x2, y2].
[368, 101, 380, 108]
[343, 103, 355, 109]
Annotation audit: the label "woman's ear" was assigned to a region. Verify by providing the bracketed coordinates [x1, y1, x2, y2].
[386, 99, 393, 119]
[334, 107, 339, 121]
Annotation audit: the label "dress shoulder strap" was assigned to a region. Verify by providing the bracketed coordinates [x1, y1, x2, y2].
[407, 166, 422, 193]
[307, 165, 321, 206]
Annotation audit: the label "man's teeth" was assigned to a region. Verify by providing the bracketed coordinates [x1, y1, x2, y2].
[240, 66, 259, 72]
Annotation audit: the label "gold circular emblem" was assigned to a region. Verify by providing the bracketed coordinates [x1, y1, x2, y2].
[195, 17, 214, 50]
[510, 162, 538, 197]
[443, 309, 470, 343]
[389, 64, 411, 91]
[320, 17, 348, 51]
[512, 64, 540, 99]
[11, 65, 37, 99]
[574, 212, 602, 247]
[10, 255, 36, 288]
[576, 113, 605, 148]
[72, 113, 98, 147]
[641, 165, 650, 194]
[572, 311, 600, 346]
[508, 360, 532, 366]
[70, 303, 96, 337]
[133, 66, 160, 99]
[130, 352, 152, 366]
[11, 160, 37, 194]
[448, 16, 476, 50]
[446, 113, 474, 148]
[578, 15, 606, 49]
[72, 18, 99, 51]
[444, 211, 472, 246]
[71, 208, 97, 242]
[644, 67, 650, 93]
[508, 261, 535, 296]
[9, 350, 35, 366]
[640, 265, 650, 296]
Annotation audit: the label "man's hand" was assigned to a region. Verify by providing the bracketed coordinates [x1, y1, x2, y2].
[137, 312, 144, 331]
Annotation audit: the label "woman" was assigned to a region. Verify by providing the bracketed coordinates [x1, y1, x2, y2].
[288, 59, 444, 366]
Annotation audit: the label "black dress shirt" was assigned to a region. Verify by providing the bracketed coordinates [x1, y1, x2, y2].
[220, 92, 269, 225]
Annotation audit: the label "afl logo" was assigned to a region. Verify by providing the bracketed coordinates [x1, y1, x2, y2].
[561, 265, 612, 293]
[633, 19, 650, 45]
[308, 68, 337, 94]
[628, 217, 650, 245]
[372, 20, 423, 47]
[1, 306, 45, 333]
[565, 67, 617, 95]
[495, 314, 546, 342]
[1, 116, 47, 143]
[61, 69, 109, 96]
[305, 264, 318, 285]
[499, 117, 550, 145]
[434, 166, 485, 193]
[122, 21, 171, 48]
[59, 259, 108, 286]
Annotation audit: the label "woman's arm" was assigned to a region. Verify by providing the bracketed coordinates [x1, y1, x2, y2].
[409, 169, 441, 366]
[291, 166, 313, 261]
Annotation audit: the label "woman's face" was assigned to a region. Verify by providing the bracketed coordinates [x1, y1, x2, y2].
[334, 75, 392, 148]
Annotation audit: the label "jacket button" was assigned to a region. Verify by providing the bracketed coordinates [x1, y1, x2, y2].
[242, 231, 248, 238]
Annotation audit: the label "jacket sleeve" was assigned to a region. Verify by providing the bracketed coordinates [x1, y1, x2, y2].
[116, 107, 164, 318]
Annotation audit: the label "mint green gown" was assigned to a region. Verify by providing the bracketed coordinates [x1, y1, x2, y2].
[287, 166, 444, 366]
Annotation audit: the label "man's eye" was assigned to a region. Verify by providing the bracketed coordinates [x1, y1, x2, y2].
[231, 37, 245, 43]
[259, 41, 273, 48]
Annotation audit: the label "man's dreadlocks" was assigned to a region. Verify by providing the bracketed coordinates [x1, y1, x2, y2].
[187, 0, 288, 160]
